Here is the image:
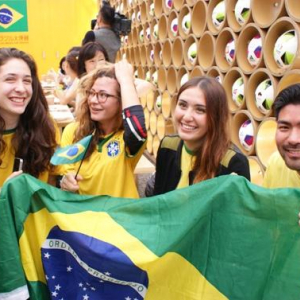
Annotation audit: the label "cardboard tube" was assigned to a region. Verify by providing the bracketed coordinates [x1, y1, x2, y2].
[167, 66, 178, 94]
[146, 43, 154, 66]
[154, 93, 162, 114]
[236, 23, 265, 74]
[151, 67, 158, 87]
[227, 0, 253, 32]
[191, 0, 207, 37]
[158, 14, 168, 42]
[146, 131, 153, 154]
[187, 0, 198, 6]
[174, 0, 184, 11]
[190, 66, 205, 79]
[162, 90, 172, 119]
[149, 110, 158, 135]
[162, 39, 173, 67]
[152, 134, 161, 158]
[263, 17, 300, 76]
[286, 0, 300, 22]
[167, 10, 179, 40]
[276, 69, 300, 95]
[207, 66, 224, 84]
[137, 65, 145, 79]
[140, 93, 147, 108]
[154, 41, 163, 67]
[207, 0, 228, 36]
[143, 107, 150, 129]
[198, 31, 216, 71]
[177, 66, 190, 89]
[223, 67, 248, 112]
[232, 110, 258, 155]
[133, 47, 140, 65]
[140, 2, 148, 24]
[246, 68, 277, 121]
[172, 36, 184, 68]
[163, 0, 173, 15]
[157, 115, 175, 140]
[178, 5, 192, 39]
[132, 27, 138, 46]
[215, 27, 238, 73]
[255, 117, 277, 168]
[146, 90, 156, 111]
[139, 45, 147, 66]
[183, 35, 198, 70]
[252, 0, 285, 28]
[154, 0, 163, 18]
[158, 66, 167, 91]
[247, 156, 265, 186]
[150, 18, 159, 43]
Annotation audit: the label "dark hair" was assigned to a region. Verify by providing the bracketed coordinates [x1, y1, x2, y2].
[0, 48, 57, 177]
[65, 48, 81, 75]
[273, 83, 300, 119]
[175, 76, 231, 182]
[59, 56, 66, 75]
[77, 42, 109, 78]
[99, 1, 115, 27]
[75, 63, 121, 158]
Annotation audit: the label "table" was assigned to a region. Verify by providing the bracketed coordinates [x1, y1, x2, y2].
[49, 104, 74, 129]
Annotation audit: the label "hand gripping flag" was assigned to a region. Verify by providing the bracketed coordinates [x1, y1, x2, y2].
[1, 174, 300, 300]
[50, 135, 92, 165]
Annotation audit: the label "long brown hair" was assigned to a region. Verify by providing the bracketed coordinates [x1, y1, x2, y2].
[175, 76, 231, 183]
[0, 48, 57, 177]
[75, 63, 122, 158]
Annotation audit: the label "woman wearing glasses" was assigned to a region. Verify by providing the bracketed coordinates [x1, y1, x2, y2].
[59, 59, 147, 198]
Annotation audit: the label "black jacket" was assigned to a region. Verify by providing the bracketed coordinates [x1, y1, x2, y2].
[153, 135, 250, 196]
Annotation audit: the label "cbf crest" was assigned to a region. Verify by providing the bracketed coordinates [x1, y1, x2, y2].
[107, 140, 120, 157]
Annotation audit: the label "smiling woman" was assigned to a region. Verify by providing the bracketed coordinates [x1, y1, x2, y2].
[59, 59, 148, 198]
[149, 76, 251, 196]
[0, 47, 59, 187]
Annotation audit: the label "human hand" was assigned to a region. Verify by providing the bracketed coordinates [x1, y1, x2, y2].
[115, 59, 134, 85]
[60, 173, 83, 193]
[134, 78, 155, 97]
[4, 170, 23, 184]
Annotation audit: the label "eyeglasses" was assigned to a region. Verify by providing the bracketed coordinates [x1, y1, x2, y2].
[87, 90, 120, 103]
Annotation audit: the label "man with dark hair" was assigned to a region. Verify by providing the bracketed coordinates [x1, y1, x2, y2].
[82, 1, 121, 62]
[263, 83, 300, 188]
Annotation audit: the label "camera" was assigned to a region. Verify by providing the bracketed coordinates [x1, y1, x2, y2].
[113, 12, 132, 36]
[91, 13, 131, 36]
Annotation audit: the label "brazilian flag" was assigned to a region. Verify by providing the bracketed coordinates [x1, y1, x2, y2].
[50, 135, 93, 165]
[0, 174, 300, 299]
[0, 1, 28, 32]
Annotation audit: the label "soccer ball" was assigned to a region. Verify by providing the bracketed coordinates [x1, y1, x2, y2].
[234, 0, 250, 25]
[139, 30, 144, 42]
[180, 73, 189, 86]
[149, 3, 155, 17]
[150, 49, 154, 62]
[274, 30, 298, 68]
[212, 1, 225, 29]
[215, 75, 222, 84]
[239, 119, 254, 151]
[188, 43, 197, 63]
[153, 24, 158, 40]
[145, 27, 151, 41]
[156, 95, 162, 108]
[225, 39, 235, 64]
[247, 34, 262, 66]
[145, 71, 151, 82]
[182, 13, 191, 34]
[165, 0, 173, 9]
[255, 79, 274, 114]
[232, 77, 245, 107]
[171, 18, 178, 37]
[151, 71, 158, 85]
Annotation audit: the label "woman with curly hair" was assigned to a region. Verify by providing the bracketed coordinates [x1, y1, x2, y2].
[150, 76, 250, 196]
[0, 47, 58, 187]
[59, 59, 147, 198]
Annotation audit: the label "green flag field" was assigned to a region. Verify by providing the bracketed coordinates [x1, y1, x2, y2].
[0, 174, 300, 299]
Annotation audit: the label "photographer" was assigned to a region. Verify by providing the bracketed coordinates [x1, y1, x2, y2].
[82, 1, 121, 63]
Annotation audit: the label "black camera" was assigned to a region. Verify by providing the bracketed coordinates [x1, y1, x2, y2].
[113, 12, 131, 36]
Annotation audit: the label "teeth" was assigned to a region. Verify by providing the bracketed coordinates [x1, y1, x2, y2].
[181, 123, 196, 130]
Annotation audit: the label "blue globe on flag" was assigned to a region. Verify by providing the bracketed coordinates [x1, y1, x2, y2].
[0, 8, 13, 25]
